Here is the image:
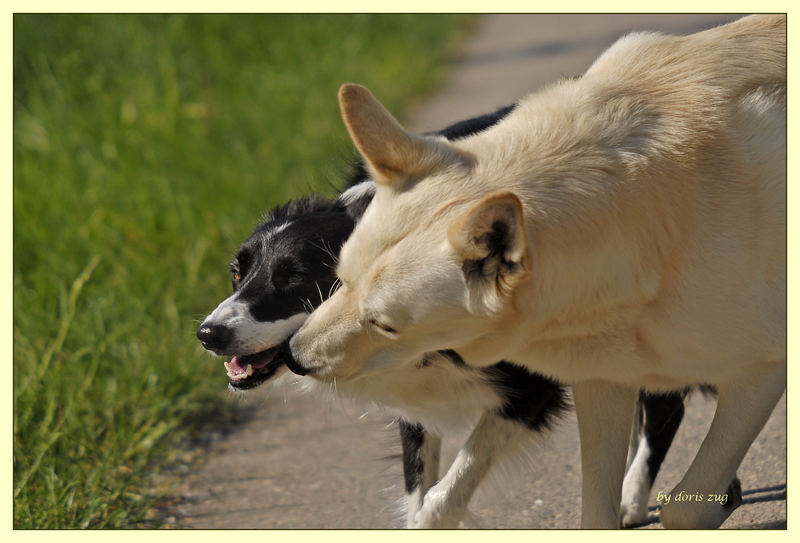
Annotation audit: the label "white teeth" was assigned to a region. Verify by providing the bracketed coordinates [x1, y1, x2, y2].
[224, 360, 254, 381]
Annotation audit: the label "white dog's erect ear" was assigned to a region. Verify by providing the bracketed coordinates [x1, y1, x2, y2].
[448, 191, 530, 315]
[338, 83, 468, 185]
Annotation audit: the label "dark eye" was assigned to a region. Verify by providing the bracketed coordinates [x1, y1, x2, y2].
[368, 318, 397, 334]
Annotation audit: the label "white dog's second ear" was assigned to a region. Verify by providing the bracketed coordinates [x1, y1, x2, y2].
[338, 83, 470, 185]
[448, 191, 530, 315]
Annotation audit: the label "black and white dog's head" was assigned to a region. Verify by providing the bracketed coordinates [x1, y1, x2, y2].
[197, 193, 367, 389]
[197, 103, 516, 390]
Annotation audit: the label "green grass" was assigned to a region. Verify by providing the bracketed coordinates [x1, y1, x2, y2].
[13, 13, 475, 528]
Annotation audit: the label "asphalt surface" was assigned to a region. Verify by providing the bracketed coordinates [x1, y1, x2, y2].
[171, 14, 786, 529]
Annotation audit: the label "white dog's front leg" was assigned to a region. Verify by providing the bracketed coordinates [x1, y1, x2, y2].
[659, 363, 784, 529]
[411, 411, 526, 528]
[573, 379, 638, 529]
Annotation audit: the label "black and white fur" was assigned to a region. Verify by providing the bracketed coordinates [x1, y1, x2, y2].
[197, 106, 737, 528]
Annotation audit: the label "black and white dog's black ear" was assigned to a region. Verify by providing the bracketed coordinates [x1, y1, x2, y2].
[337, 180, 376, 222]
[448, 190, 530, 315]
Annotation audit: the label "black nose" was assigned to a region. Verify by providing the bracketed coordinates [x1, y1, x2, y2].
[197, 322, 232, 352]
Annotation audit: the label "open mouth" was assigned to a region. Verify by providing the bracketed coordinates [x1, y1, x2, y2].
[224, 343, 288, 390]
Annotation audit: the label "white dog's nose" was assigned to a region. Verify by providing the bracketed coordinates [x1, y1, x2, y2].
[286, 334, 318, 376]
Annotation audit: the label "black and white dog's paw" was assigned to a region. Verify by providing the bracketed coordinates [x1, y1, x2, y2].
[620, 477, 652, 527]
[620, 500, 649, 528]
[408, 490, 467, 529]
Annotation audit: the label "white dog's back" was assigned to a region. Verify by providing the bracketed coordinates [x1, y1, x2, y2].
[443, 15, 786, 387]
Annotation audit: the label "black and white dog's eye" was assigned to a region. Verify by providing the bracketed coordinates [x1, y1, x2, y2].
[368, 318, 397, 334]
[229, 263, 242, 288]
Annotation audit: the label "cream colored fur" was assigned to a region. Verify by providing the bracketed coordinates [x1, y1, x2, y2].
[289, 15, 785, 528]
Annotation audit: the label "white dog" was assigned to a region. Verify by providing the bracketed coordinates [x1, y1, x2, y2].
[288, 14, 785, 528]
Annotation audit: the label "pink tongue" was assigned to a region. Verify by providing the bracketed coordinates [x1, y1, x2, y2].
[228, 356, 246, 374]
[227, 349, 277, 375]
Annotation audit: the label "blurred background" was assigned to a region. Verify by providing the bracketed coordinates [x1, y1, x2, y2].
[12, 13, 474, 528]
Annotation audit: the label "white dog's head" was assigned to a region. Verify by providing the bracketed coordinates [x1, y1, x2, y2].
[288, 84, 532, 381]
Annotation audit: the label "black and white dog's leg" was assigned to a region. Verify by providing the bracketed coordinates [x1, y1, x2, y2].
[620, 391, 685, 527]
[399, 421, 441, 527]
[410, 411, 530, 529]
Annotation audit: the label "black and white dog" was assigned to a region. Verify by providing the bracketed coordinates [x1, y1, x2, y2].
[197, 106, 738, 528]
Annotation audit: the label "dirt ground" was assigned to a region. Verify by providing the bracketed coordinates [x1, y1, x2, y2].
[169, 14, 786, 530]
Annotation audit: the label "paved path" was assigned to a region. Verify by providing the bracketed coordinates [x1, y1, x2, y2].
[171, 14, 785, 529]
